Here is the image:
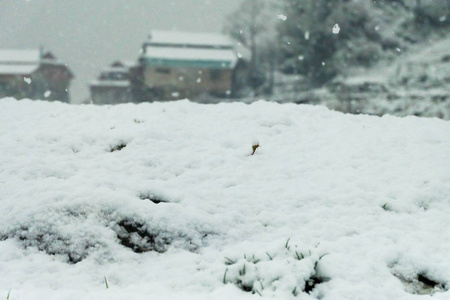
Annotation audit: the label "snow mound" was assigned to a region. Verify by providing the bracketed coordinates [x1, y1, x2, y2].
[1, 98, 449, 299]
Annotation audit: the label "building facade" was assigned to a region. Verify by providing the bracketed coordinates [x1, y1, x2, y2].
[134, 30, 249, 101]
[90, 61, 134, 105]
[0, 49, 73, 102]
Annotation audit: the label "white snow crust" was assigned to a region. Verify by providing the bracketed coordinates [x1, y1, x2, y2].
[0, 98, 449, 300]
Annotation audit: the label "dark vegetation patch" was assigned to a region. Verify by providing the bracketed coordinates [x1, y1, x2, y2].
[139, 192, 169, 204]
[113, 219, 170, 253]
[110, 143, 127, 152]
[112, 217, 204, 254]
[0, 225, 99, 264]
[1, 209, 209, 263]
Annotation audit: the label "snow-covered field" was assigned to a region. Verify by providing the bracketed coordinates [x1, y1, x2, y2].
[1, 98, 449, 300]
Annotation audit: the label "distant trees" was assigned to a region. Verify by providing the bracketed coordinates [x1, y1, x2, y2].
[224, 0, 449, 90]
[413, 0, 450, 27]
[277, 0, 391, 86]
[224, 0, 281, 93]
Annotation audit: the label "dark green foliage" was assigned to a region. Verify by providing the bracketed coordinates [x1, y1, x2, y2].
[277, 0, 386, 86]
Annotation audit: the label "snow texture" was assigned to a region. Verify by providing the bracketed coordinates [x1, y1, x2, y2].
[0, 98, 449, 300]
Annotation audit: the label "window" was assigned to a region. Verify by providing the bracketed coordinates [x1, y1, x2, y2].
[156, 68, 171, 74]
[209, 69, 221, 81]
[0, 82, 8, 91]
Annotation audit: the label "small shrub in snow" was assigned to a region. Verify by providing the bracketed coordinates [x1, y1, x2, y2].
[223, 241, 329, 297]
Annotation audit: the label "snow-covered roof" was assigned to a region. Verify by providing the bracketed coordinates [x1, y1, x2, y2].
[110, 60, 136, 69]
[142, 30, 239, 69]
[0, 49, 70, 76]
[90, 80, 130, 88]
[0, 49, 41, 64]
[148, 30, 234, 48]
[0, 64, 39, 75]
[102, 67, 130, 73]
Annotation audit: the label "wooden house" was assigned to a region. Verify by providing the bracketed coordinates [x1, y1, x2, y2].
[0, 49, 73, 102]
[134, 30, 249, 101]
[90, 61, 134, 105]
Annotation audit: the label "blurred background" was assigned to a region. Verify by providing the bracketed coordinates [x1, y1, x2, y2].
[0, 0, 242, 103]
[1, 0, 450, 119]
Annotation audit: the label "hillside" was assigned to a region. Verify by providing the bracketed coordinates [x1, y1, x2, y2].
[270, 33, 450, 120]
[1, 98, 449, 299]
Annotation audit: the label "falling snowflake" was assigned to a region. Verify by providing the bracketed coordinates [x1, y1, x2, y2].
[44, 90, 52, 98]
[304, 31, 310, 40]
[23, 77, 32, 84]
[332, 24, 340, 34]
[277, 14, 287, 21]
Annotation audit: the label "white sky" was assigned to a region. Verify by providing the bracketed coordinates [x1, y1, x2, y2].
[0, 0, 243, 103]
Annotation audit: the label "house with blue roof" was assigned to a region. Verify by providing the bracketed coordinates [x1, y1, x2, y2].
[133, 30, 250, 101]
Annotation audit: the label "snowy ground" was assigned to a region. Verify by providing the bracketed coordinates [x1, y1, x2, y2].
[1, 98, 449, 300]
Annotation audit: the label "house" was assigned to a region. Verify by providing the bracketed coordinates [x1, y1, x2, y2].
[133, 30, 250, 101]
[0, 48, 73, 102]
[90, 60, 134, 105]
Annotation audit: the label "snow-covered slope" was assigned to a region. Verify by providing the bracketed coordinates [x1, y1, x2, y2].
[1, 98, 449, 300]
